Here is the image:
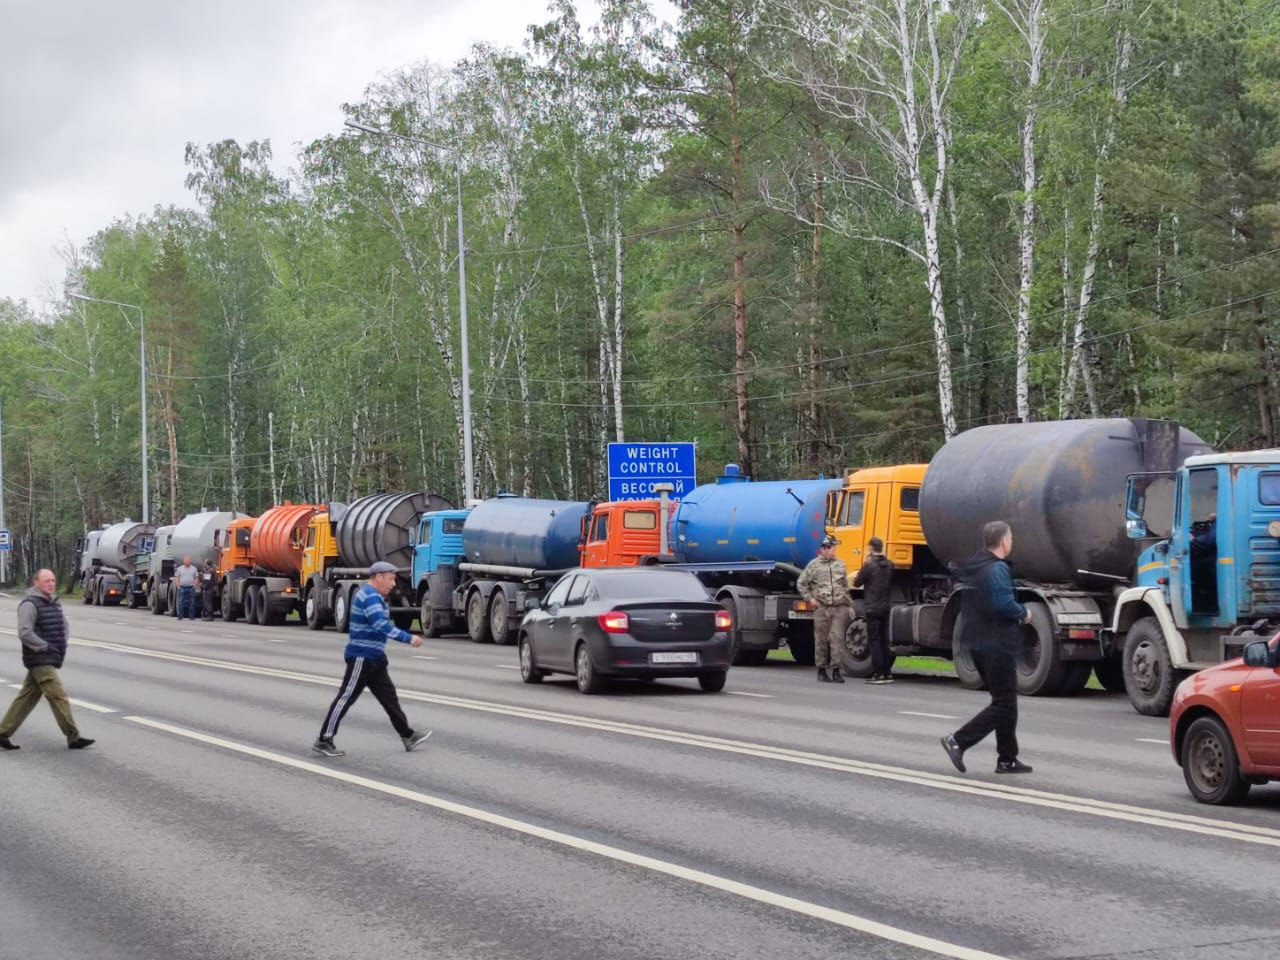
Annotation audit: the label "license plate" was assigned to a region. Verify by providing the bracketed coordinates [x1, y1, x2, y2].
[650, 651, 699, 664]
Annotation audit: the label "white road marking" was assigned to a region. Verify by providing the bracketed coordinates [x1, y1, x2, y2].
[57, 636, 1280, 848]
[899, 711, 960, 720]
[259, 638, 288, 644]
[123, 714, 1010, 960]
[222, 635, 240, 640]
[7, 683, 20, 689]
[411, 655, 439, 661]
[726, 691, 775, 699]
[1136, 738, 1168, 745]
[181, 630, 196, 635]
[115, 621, 129, 625]
[69, 698, 117, 714]
[495, 664, 520, 670]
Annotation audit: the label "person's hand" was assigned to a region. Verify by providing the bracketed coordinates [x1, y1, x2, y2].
[1020, 611, 1032, 625]
[410, 635, 425, 648]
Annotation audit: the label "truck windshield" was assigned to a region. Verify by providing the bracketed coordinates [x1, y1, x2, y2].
[442, 518, 465, 535]
[1127, 474, 1175, 540]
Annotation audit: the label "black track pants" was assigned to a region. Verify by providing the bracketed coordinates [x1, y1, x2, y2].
[953, 650, 1019, 763]
[319, 656, 412, 741]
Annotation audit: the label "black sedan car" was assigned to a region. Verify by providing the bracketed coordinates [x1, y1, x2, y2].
[517, 567, 734, 694]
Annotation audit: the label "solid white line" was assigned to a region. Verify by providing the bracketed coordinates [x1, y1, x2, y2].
[899, 711, 960, 720]
[726, 691, 775, 699]
[123, 714, 1009, 960]
[411, 655, 439, 661]
[63, 636, 1280, 847]
[69, 697, 117, 714]
[1136, 738, 1168, 745]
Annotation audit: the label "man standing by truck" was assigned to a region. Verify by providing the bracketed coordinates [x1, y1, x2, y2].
[797, 535, 852, 683]
[854, 537, 894, 684]
[200, 560, 218, 621]
[941, 521, 1033, 775]
[174, 556, 200, 621]
[313, 561, 433, 757]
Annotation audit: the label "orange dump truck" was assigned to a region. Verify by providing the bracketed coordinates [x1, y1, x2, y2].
[218, 502, 321, 625]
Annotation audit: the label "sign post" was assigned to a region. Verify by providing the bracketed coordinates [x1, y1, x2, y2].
[607, 443, 697, 502]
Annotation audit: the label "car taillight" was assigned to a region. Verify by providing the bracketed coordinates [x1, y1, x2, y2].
[715, 610, 732, 631]
[598, 611, 630, 633]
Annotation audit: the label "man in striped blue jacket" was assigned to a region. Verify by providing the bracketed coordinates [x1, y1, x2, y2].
[313, 561, 432, 758]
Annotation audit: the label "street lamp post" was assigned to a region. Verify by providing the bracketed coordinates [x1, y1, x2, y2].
[69, 293, 148, 524]
[345, 119, 475, 505]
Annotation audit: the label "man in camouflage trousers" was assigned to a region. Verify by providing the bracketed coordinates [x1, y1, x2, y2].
[797, 534, 852, 683]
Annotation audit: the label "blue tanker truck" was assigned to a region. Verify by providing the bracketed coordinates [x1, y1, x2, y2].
[412, 466, 841, 665]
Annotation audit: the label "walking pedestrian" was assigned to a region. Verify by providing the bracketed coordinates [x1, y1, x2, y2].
[174, 556, 200, 622]
[940, 521, 1033, 775]
[797, 534, 852, 683]
[313, 561, 432, 757]
[200, 560, 218, 621]
[854, 536, 895, 684]
[0, 569, 94, 751]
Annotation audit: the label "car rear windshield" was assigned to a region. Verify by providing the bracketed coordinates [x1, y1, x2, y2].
[593, 570, 710, 601]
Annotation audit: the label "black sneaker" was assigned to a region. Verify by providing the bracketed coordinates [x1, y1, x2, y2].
[830, 669, 845, 684]
[863, 675, 880, 685]
[817, 669, 831, 683]
[879, 674, 895, 684]
[0, 736, 19, 751]
[68, 738, 95, 750]
[403, 730, 433, 752]
[312, 738, 345, 758]
[996, 759, 1033, 774]
[940, 735, 967, 773]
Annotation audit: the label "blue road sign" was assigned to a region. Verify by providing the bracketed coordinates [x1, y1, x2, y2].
[0, 529, 10, 551]
[607, 442, 697, 502]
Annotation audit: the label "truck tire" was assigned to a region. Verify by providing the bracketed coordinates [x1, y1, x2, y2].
[841, 616, 876, 678]
[1094, 655, 1126, 692]
[489, 592, 513, 646]
[1182, 715, 1251, 805]
[81, 581, 93, 604]
[721, 597, 755, 666]
[167, 584, 178, 617]
[951, 611, 986, 690]
[221, 584, 241, 622]
[149, 580, 165, 615]
[1123, 617, 1179, 716]
[261, 595, 284, 626]
[334, 587, 354, 634]
[244, 585, 260, 626]
[1015, 601, 1073, 696]
[787, 624, 815, 666]
[419, 594, 441, 638]
[305, 587, 326, 630]
[467, 590, 492, 644]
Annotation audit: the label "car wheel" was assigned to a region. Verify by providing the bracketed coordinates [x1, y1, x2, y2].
[1182, 715, 1251, 805]
[1094, 655, 1126, 692]
[575, 642, 604, 694]
[1123, 617, 1179, 716]
[489, 592, 513, 646]
[698, 671, 728, 693]
[951, 611, 986, 690]
[519, 636, 544, 684]
[467, 590, 492, 644]
[841, 615, 876, 678]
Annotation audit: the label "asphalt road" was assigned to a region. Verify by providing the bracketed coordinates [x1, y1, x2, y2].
[2, 594, 1278, 960]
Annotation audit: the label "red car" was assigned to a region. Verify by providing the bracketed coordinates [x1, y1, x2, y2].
[1170, 634, 1280, 804]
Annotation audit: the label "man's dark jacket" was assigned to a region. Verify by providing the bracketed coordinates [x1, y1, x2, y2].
[954, 550, 1026, 656]
[854, 553, 893, 615]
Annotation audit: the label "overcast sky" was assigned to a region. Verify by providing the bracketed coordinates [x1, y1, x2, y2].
[0, 0, 587, 309]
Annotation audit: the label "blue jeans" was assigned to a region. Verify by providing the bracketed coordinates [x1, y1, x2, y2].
[178, 586, 197, 620]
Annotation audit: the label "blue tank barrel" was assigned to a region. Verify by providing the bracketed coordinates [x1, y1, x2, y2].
[671, 466, 841, 567]
[462, 497, 591, 571]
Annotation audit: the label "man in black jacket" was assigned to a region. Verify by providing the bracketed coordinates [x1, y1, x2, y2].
[940, 521, 1032, 774]
[0, 569, 94, 751]
[854, 537, 894, 684]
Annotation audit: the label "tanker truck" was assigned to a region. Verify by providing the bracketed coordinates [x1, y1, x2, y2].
[300, 492, 452, 633]
[825, 417, 1212, 699]
[76, 519, 156, 606]
[218, 503, 320, 625]
[137, 510, 245, 616]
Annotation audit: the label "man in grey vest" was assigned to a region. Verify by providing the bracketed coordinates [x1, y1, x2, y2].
[0, 569, 94, 750]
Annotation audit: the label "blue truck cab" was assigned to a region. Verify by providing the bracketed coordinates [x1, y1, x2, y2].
[1118, 451, 1280, 714]
[412, 509, 470, 636]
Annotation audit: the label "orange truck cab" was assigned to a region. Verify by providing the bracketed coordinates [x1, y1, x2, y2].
[578, 499, 668, 567]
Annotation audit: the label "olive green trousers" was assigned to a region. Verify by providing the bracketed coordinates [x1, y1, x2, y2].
[0, 665, 80, 742]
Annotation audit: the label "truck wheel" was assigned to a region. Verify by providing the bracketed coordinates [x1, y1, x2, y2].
[82, 581, 94, 604]
[1182, 715, 1251, 805]
[1123, 617, 1179, 716]
[787, 626, 815, 666]
[1015, 601, 1072, 696]
[305, 589, 325, 630]
[1094, 655, 1126, 693]
[698, 671, 728, 693]
[467, 590, 493, 644]
[419, 595, 441, 638]
[167, 584, 178, 617]
[489, 593, 513, 646]
[334, 588, 353, 634]
[575, 642, 604, 694]
[951, 611, 986, 690]
[149, 580, 164, 615]
[220, 585, 240, 622]
[841, 616, 876, 678]
[244, 585, 260, 626]
[260, 595, 282, 626]
[519, 636, 544, 684]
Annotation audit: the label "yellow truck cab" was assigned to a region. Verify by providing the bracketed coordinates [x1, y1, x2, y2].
[300, 511, 339, 591]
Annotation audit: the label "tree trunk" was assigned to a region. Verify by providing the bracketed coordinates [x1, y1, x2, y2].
[730, 62, 752, 475]
[807, 114, 824, 473]
[1013, 0, 1045, 422]
[164, 346, 179, 523]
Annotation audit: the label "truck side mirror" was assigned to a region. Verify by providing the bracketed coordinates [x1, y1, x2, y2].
[1125, 518, 1150, 540]
[1243, 640, 1278, 668]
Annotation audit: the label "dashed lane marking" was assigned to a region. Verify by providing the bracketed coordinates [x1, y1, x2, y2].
[69, 697, 117, 714]
[411, 655, 439, 661]
[1136, 738, 1168, 745]
[726, 691, 775, 699]
[899, 711, 960, 720]
[123, 714, 1012, 960]
[495, 664, 520, 670]
[54, 634, 1280, 849]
